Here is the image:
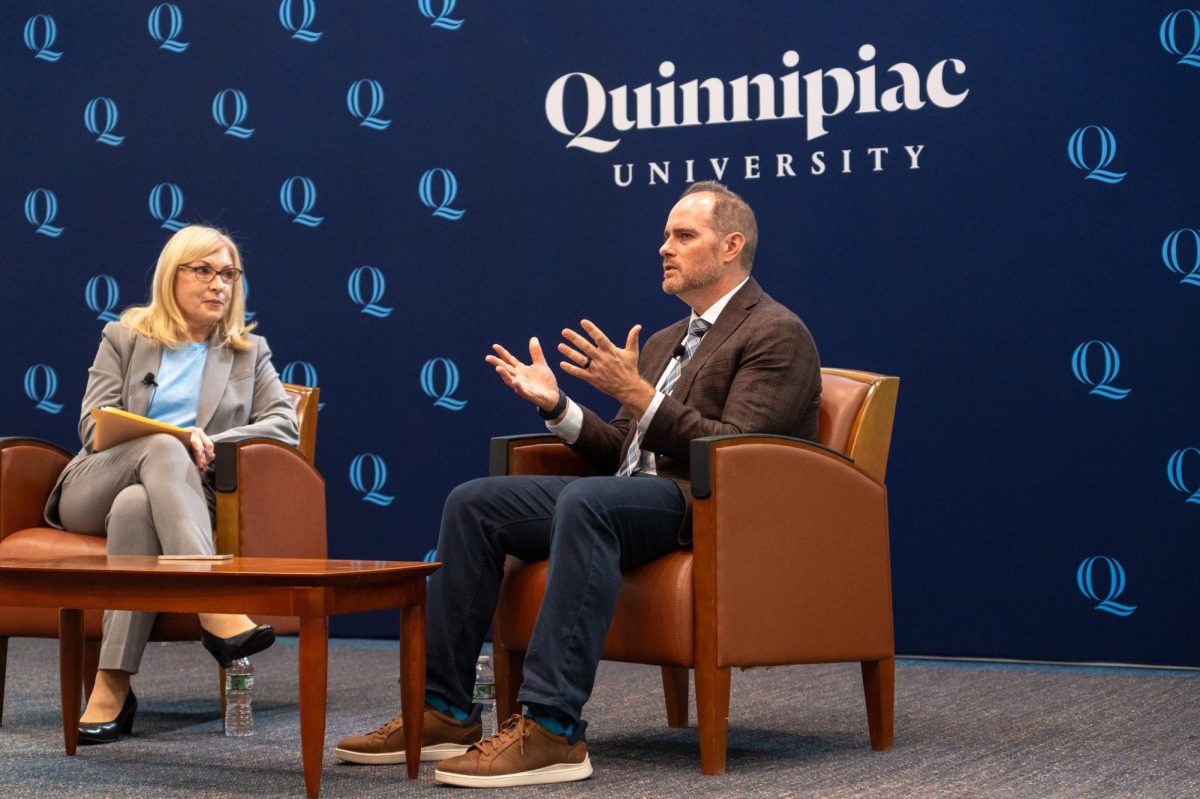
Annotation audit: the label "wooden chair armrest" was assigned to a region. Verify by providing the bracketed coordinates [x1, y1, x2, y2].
[0, 437, 72, 540]
[689, 435, 893, 666]
[489, 434, 599, 478]
[213, 437, 326, 558]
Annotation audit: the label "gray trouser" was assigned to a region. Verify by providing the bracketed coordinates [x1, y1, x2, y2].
[57, 434, 215, 674]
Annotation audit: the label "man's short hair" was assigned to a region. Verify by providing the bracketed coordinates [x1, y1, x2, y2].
[680, 180, 758, 272]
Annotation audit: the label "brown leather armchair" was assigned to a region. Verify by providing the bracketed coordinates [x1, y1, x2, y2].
[0, 384, 326, 723]
[490, 368, 899, 774]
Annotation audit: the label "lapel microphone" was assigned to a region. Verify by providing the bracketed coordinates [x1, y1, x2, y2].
[672, 343, 686, 360]
[142, 372, 157, 387]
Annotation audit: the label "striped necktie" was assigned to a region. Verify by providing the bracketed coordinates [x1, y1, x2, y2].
[617, 317, 711, 477]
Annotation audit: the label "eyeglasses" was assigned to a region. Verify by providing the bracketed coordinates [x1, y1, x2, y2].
[179, 264, 243, 285]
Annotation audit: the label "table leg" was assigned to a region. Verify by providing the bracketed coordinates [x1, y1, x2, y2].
[298, 616, 329, 799]
[59, 609, 83, 756]
[400, 604, 426, 780]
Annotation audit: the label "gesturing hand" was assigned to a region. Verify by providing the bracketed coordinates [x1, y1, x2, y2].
[485, 337, 561, 413]
[558, 320, 655, 415]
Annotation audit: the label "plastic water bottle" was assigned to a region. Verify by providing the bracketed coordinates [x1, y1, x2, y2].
[224, 657, 255, 736]
[474, 654, 496, 739]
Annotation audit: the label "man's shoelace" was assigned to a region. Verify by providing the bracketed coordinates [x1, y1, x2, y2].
[471, 714, 531, 756]
[370, 713, 405, 739]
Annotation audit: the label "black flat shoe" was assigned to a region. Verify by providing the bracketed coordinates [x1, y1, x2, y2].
[78, 690, 137, 745]
[201, 624, 275, 667]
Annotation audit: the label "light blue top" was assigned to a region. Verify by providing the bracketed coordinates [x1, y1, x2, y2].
[146, 342, 209, 427]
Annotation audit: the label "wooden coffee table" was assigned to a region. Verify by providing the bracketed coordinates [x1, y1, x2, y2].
[0, 555, 438, 799]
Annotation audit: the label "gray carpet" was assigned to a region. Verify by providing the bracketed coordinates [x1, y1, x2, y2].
[0, 637, 1196, 798]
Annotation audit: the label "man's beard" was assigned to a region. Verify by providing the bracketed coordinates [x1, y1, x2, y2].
[663, 247, 724, 296]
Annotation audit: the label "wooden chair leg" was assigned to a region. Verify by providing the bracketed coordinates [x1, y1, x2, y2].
[82, 640, 100, 702]
[694, 660, 731, 775]
[861, 656, 895, 750]
[661, 666, 689, 728]
[492, 646, 523, 721]
[0, 637, 7, 726]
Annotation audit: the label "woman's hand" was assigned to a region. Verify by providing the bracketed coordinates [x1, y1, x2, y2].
[187, 427, 215, 470]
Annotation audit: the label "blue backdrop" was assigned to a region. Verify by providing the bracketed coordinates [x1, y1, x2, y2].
[3, 2, 1197, 665]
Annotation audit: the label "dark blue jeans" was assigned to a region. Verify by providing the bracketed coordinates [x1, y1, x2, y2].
[424, 474, 686, 723]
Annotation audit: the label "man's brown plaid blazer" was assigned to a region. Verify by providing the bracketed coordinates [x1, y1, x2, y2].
[570, 277, 821, 540]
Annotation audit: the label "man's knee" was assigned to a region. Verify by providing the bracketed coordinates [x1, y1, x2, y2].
[554, 478, 611, 518]
[443, 476, 503, 517]
[438, 477, 514, 549]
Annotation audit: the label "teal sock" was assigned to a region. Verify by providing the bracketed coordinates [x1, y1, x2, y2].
[426, 691, 470, 722]
[524, 704, 575, 737]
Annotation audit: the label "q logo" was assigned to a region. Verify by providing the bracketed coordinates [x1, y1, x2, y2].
[281, 361, 325, 408]
[279, 0, 323, 42]
[85, 275, 120, 322]
[1070, 340, 1130, 400]
[241, 273, 257, 322]
[419, 0, 464, 31]
[148, 183, 186, 231]
[420, 357, 467, 411]
[1167, 448, 1200, 504]
[24, 189, 64, 237]
[212, 89, 255, 139]
[24, 365, 63, 414]
[349, 454, 394, 506]
[84, 98, 125, 147]
[346, 80, 392, 131]
[23, 14, 62, 62]
[422, 547, 438, 582]
[1160, 9, 1200, 67]
[419, 168, 465, 220]
[147, 4, 189, 53]
[279, 176, 324, 228]
[1076, 556, 1137, 617]
[1162, 228, 1200, 287]
[1067, 126, 1127, 184]
[347, 266, 394, 318]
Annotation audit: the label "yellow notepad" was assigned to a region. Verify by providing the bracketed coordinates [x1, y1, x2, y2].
[90, 407, 192, 452]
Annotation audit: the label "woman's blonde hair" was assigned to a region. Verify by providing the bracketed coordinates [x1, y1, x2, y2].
[121, 225, 254, 350]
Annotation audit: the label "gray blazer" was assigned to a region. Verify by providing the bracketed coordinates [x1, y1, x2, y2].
[44, 321, 299, 528]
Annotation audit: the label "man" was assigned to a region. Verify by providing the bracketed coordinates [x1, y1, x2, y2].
[335, 181, 821, 787]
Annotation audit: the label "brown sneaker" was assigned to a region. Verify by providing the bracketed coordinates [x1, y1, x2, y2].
[434, 714, 592, 788]
[334, 706, 482, 765]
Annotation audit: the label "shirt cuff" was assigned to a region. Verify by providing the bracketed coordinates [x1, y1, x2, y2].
[637, 391, 666, 436]
[545, 398, 584, 444]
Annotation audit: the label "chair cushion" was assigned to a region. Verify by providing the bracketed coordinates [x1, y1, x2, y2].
[497, 549, 695, 666]
[0, 526, 106, 558]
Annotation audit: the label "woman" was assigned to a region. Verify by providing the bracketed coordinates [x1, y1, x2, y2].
[43, 225, 299, 744]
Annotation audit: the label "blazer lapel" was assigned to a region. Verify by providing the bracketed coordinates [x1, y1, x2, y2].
[672, 278, 762, 401]
[195, 344, 232, 430]
[640, 317, 689, 384]
[127, 337, 164, 416]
